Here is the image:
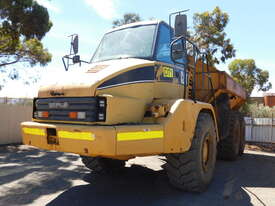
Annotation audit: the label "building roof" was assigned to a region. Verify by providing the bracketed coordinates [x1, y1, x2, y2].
[264, 93, 275, 97]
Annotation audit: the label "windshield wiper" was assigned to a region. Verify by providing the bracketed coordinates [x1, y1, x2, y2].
[93, 55, 151, 63]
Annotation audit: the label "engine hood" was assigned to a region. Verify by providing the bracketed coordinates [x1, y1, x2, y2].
[38, 58, 155, 98]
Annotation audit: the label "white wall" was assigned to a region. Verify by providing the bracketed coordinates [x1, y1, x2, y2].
[0, 104, 32, 144]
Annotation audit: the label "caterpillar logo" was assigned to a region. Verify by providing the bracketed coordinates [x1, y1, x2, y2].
[48, 102, 69, 109]
[50, 90, 64, 96]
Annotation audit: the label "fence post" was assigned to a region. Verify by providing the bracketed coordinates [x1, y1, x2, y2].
[251, 117, 254, 142]
[272, 113, 274, 144]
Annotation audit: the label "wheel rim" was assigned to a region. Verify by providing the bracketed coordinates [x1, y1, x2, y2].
[202, 134, 210, 172]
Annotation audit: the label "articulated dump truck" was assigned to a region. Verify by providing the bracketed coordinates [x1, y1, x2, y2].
[21, 13, 246, 192]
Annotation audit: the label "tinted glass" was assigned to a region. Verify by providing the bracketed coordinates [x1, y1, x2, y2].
[156, 24, 173, 64]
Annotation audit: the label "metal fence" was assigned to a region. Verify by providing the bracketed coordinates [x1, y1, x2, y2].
[245, 117, 275, 143]
[0, 97, 33, 106]
[0, 97, 33, 145]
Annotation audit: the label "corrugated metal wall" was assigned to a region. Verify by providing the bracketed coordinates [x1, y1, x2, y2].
[245, 117, 275, 143]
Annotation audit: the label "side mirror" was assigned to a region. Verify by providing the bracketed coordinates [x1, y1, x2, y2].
[72, 55, 80, 63]
[171, 43, 184, 60]
[170, 36, 187, 65]
[174, 14, 187, 37]
[72, 35, 79, 54]
[62, 34, 89, 71]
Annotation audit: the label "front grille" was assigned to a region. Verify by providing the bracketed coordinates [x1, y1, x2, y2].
[33, 97, 106, 122]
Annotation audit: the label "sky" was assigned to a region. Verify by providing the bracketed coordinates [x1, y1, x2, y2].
[0, 0, 274, 97]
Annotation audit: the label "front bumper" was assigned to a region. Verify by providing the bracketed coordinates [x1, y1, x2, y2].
[21, 121, 164, 158]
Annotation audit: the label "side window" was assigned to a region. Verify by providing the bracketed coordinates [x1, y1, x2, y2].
[156, 24, 173, 64]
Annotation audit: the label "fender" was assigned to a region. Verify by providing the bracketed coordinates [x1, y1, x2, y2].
[156, 99, 218, 153]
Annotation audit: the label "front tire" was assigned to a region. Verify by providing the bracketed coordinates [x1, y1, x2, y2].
[81, 156, 125, 173]
[164, 113, 217, 192]
[239, 115, 245, 155]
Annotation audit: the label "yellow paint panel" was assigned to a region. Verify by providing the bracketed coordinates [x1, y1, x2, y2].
[23, 128, 45, 136]
[58, 131, 95, 141]
[117, 130, 164, 141]
[96, 85, 153, 124]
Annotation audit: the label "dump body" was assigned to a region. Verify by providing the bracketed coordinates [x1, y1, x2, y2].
[190, 57, 246, 109]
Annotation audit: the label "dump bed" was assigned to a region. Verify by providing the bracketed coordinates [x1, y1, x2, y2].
[188, 56, 246, 110]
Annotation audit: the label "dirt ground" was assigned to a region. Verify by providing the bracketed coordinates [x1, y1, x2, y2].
[0, 145, 275, 206]
[245, 143, 275, 153]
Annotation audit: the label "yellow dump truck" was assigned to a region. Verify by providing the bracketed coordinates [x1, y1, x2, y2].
[21, 13, 246, 192]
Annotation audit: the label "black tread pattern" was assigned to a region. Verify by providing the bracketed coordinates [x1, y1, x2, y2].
[239, 114, 246, 155]
[164, 113, 217, 192]
[217, 111, 242, 161]
[81, 156, 125, 173]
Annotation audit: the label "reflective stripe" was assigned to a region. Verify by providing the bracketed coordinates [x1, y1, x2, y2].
[117, 130, 164, 141]
[23, 128, 45, 136]
[58, 131, 95, 141]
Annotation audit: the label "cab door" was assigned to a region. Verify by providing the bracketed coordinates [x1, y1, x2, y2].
[153, 23, 186, 99]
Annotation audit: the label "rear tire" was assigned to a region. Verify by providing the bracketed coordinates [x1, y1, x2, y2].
[164, 113, 217, 192]
[217, 111, 242, 161]
[81, 156, 125, 173]
[239, 115, 245, 156]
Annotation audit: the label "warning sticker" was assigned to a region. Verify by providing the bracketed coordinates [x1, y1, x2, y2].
[163, 67, 173, 78]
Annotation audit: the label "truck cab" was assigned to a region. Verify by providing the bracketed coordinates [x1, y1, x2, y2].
[38, 21, 187, 123]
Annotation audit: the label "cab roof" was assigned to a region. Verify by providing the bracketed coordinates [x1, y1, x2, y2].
[106, 20, 166, 34]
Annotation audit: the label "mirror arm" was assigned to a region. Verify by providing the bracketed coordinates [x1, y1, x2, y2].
[62, 56, 68, 71]
[62, 55, 90, 71]
[80, 59, 89, 64]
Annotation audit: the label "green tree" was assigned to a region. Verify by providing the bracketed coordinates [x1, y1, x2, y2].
[246, 103, 275, 118]
[191, 7, 235, 65]
[228, 59, 272, 96]
[112, 13, 141, 28]
[0, 0, 52, 67]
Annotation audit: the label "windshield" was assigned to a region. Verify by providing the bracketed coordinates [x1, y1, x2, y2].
[91, 24, 156, 62]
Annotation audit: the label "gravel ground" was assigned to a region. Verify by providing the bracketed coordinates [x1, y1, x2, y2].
[0, 145, 275, 206]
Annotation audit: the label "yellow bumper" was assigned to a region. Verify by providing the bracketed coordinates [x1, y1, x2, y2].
[21, 121, 164, 158]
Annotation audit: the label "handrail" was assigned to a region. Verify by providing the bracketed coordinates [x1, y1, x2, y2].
[170, 35, 216, 105]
